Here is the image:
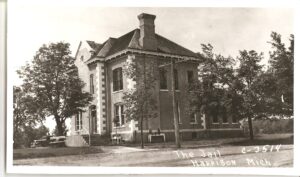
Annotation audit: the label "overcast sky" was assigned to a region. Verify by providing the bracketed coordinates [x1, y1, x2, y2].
[8, 6, 294, 86]
[7, 4, 294, 132]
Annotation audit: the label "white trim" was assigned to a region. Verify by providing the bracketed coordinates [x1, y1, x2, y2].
[159, 89, 169, 91]
[85, 49, 200, 65]
[112, 90, 123, 94]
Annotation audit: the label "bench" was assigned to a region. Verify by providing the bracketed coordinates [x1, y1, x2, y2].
[148, 133, 166, 143]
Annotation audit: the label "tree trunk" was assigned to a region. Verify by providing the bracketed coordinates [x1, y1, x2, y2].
[247, 116, 254, 140]
[54, 114, 64, 136]
[171, 59, 181, 148]
[140, 114, 144, 149]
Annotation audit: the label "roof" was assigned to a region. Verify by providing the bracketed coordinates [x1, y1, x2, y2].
[85, 28, 198, 63]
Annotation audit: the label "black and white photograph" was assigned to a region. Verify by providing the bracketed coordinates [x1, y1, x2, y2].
[3, 0, 300, 175]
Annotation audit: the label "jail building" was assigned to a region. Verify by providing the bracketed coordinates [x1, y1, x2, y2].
[66, 13, 242, 146]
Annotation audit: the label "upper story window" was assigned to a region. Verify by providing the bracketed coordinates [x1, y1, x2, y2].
[90, 74, 94, 94]
[159, 68, 167, 90]
[114, 104, 125, 127]
[113, 67, 123, 92]
[187, 70, 194, 85]
[75, 111, 82, 131]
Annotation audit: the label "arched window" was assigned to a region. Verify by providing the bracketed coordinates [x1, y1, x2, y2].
[113, 67, 123, 91]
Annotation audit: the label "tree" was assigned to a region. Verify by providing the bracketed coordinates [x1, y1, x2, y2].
[17, 42, 93, 136]
[268, 32, 294, 115]
[237, 50, 264, 140]
[123, 55, 158, 148]
[13, 86, 47, 148]
[188, 44, 242, 128]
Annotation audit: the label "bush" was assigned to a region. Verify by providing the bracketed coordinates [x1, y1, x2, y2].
[244, 118, 293, 134]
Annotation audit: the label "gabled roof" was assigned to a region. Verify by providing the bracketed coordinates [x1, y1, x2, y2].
[85, 28, 198, 63]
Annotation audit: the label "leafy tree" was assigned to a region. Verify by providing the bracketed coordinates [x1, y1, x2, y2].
[123, 56, 158, 148]
[17, 42, 93, 136]
[268, 32, 294, 115]
[188, 44, 243, 127]
[237, 50, 264, 140]
[13, 86, 46, 148]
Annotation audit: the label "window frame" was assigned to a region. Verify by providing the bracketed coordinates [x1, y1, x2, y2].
[187, 70, 194, 85]
[90, 74, 94, 94]
[189, 112, 197, 124]
[159, 68, 168, 90]
[114, 104, 125, 127]
[75, 111, 82, 131]
[212, 110, 219, 124]
[174, 69, 179, 90]
[113, 67, 123, 92]
[222, 109, 229, 124]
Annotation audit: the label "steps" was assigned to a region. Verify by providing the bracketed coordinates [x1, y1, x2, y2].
[66, 134, 111, 147]
[65, 135, 89, 147]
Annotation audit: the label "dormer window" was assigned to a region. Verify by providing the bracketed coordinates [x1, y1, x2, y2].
[90, 50, 96, 56]
[80, 56, 84, 61]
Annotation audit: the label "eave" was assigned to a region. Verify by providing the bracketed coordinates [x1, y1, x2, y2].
[85, 48, 202, 65]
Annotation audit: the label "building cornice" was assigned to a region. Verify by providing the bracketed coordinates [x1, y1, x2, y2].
[85, 48, 201, 65]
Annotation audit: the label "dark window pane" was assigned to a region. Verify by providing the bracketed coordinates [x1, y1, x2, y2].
[90, 74, 94, 94]
[212, 110, 218, 123]
[174, 69, 179, 90]
[113, 68, 123, 91]
[187, 71, 194, 84]
[159, 68, 167, 89]
[223, 109, 228, 123]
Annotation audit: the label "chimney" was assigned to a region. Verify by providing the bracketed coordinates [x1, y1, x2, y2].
[138, 13, 157, 51]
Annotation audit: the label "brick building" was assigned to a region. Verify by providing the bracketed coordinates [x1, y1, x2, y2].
[66, 13, 242, 146]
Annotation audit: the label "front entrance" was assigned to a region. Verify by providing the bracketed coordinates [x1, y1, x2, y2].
[90, 105, 97, 134]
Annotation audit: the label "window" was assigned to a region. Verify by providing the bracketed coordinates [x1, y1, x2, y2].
[75, 112, 82, 131]
[90, 106, 97, 133]
[159, 68, 167, 90]
[174, 69, 179, 90]
[176, 101, 181, 124]
[114, 104, 125, 127]
[187, 71, 194, 85]
[222, 109, 228, 123]
[113, 68, 123, 91]
[90, 74, 94, 94]
[232, 115, 237, 123]
[190, 113, 197, 124]
[212, 110, 219, 123]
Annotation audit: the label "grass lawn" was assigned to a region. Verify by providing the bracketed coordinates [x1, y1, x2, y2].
[13, 146, 103, 160]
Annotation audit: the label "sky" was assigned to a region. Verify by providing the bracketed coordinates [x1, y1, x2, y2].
[7, 3, 294, 132]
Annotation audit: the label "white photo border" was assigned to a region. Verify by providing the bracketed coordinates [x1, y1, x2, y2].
[5, 0, 300, 175]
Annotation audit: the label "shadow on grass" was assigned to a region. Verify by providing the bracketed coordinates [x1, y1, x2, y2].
[225, 135, 293, 146]
[14, 146, 103, 160]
